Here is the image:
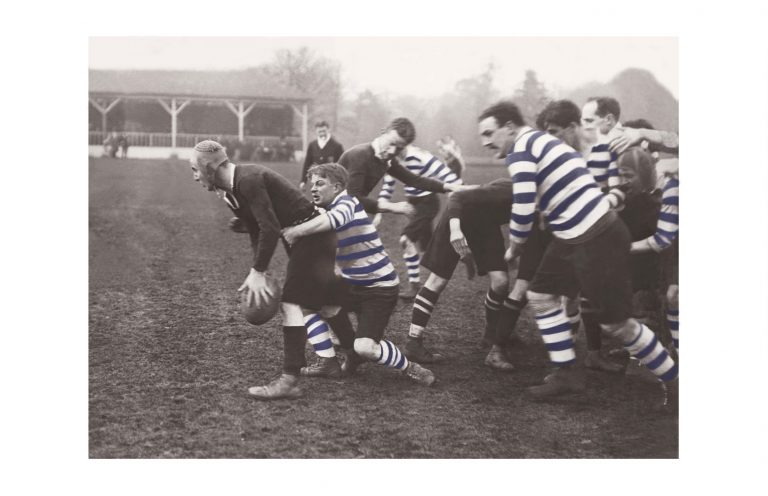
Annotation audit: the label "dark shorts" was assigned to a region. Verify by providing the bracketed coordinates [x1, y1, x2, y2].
[282, 229, 337, 310]
[402, 194, 441, 248]
[529, 214, 633, 324]
[629, 252, 661, 291]
[422, 205, 507, 279]
[327, 277, 399, 341]
[516, 217, 552, 281]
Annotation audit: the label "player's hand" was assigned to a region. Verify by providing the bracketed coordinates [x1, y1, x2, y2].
[299, 181, 306, 189]
[449, 228, 471, 258]
[608, 127, 643, 154]
[372, 213, 382, 227]
[281, 226, 300, 246]
[504, 242, 523, 263]
[238, 269, 274, 306]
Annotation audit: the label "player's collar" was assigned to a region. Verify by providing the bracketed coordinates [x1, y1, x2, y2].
[330, 189, 349, 206]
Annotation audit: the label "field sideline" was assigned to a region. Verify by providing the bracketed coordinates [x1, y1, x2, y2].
[89, 156, 678, 458]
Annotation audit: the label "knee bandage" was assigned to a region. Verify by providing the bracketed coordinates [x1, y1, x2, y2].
[353, 337, 379, 360]
[526, 291, 561, 315]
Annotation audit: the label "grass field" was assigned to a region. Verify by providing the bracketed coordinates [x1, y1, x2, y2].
[89, 156, 677, 458]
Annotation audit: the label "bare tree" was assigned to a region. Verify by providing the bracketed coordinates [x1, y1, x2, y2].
[266, 47, 343, 130]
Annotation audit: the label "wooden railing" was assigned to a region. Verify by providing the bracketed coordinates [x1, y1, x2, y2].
[89, 131, 302, 149]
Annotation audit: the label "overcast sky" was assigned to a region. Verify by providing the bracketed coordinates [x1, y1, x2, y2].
[89, 37, 678, 100]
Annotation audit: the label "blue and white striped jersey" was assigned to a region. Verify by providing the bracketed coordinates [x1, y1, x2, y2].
[378, 145, 462, 201]
[326, 190, 399, 288]
[648, 175, 679, 252]
[507, 127, 610, 243]
[586, 142, 620, 189]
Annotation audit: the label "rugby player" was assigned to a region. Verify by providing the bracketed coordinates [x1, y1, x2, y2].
[537, 100, 626, 373]
[282, 163, 436, 386]
[376, 144, 463, 299]
[581, 97, 623, 189]
[190, 140, 337, 400]
[338, 117, 466, 218]
[478, 101, 678, 406]
[404, 176, 518, 369]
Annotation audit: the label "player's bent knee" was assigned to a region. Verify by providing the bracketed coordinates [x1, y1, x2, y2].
[666, 285, 679, 307]
[319, 305, 341, 319]
[488, 271, 509, 294]
[281, 302, 304, 327]
[510, 279, 530, 300]
[526, 291, 560, 314]
[424, 273, 448, 293]
[400, 235, 418, 257]
[600, 318, 637, 342]
[353, 337, 379, 360]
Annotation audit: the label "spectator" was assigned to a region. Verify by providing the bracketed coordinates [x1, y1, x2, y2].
[299, 121, 345, 188]
[103, 132, 118, 158]
[117, 133, 129, 159]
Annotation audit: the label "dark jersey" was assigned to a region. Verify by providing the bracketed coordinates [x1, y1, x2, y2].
[300, 137, 345, 182]
[338, 143, 448, 214]
[230, 164, 316, 272]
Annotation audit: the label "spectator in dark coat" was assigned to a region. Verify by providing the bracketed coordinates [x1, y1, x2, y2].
[299, 121, 344, 188]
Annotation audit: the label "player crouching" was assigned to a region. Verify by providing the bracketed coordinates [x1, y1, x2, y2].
[282, 163, 435, 386]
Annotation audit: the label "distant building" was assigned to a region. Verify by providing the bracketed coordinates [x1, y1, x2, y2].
[88, 68, 312, 158]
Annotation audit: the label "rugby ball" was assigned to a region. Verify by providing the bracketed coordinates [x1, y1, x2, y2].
[241, 278, 282, 325]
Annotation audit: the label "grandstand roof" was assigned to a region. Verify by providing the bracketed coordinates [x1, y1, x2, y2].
[89, 68, 311, 103]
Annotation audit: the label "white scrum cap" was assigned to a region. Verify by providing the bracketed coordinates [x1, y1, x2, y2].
[193, 140, 228, 170]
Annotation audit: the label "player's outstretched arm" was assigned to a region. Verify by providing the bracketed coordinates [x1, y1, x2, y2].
[609, 127, 679, 155]
[377, 199, 415, 216]
[281, 214, 333, 246]
[444, 183, 478, 193]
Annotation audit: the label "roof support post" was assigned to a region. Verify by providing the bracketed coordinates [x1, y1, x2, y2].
[89, 97, 121, 134]
[158, 98, 190, 150]
[225, 100, 256, 142]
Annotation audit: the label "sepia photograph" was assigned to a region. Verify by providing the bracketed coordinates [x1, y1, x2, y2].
[88, 36, 680, 458]
[6, 2, 766, 493]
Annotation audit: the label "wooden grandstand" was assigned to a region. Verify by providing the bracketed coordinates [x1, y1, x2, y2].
[88, 68, 312, 156]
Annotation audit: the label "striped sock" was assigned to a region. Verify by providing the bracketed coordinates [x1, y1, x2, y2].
[376, 340, 409, 371]
[623, 323, 678, 381]
[667, 308, 679, 352]
[534, 307, 576, 367]
[409, 287, 439, 338]
[484, 289, 506, 340]
[405, 253, 421, 284]
[303, 313, 336, 358]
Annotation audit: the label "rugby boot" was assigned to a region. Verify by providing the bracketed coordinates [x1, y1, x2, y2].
[404, 336, 444, 363]
[399, 282, 421, 300]
[528, 366, 585, 398]
[403, 362, 436, 387]
[300, 356, 342, 378]
[484, 346, 515, 372]
[228, 216, 249, 233]
[341, 349, 366, 375]
[248, 374, 302, 400]
[584, 350, 624, 373]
